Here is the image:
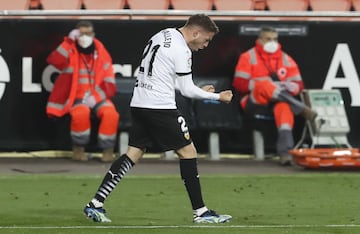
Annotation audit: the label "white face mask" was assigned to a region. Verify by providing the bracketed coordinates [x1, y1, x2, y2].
[77, 35, 93, 48]
[263, 41, 279, 53]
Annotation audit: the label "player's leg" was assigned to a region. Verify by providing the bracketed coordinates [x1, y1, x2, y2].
[147, 109, 231, 223]
[176, 143, 205, 211]
[176, 144, 232, 223]
[83, 146, 143, 222]
[84, 108, 150, 222]
[90, 146, 143, 204]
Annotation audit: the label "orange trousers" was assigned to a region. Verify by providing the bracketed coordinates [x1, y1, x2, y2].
[69, 101, 119, 149]
[242, 80, 294, 129]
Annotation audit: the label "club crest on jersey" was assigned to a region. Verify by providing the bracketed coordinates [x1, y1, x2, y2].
[184, 132, 190, 140]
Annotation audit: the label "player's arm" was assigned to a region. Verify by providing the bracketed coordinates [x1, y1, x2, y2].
[176, 73, 219, 100]
[173, 46, 218, 100]
[176, 74, 232, 103]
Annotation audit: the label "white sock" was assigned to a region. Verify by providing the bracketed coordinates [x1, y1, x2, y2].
[194, 206, 208, 216]
[90, 198, 104, 208]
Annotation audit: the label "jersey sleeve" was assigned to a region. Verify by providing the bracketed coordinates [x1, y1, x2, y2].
[176, 73, 220, 100]
[173, 46, 192, 76]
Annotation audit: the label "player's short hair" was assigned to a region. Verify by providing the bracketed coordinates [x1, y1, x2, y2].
[185, 14, 219, 34]
[258, 27, 277, 38]
[76, 21, 94, 30]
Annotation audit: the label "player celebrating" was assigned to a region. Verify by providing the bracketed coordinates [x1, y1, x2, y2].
[83, 14, 233, 224]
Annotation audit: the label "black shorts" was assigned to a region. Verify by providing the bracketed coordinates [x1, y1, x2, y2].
[128, 107, 192, 152]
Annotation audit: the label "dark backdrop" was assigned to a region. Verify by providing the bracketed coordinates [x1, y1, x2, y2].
[0, 19, 359, 153]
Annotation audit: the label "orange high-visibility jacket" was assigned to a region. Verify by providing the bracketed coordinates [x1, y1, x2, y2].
[232, 40, 304, 106]
[46, 37, 116, 117]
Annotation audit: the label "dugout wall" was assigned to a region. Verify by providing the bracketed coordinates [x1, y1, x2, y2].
[0, 11, 360, 154]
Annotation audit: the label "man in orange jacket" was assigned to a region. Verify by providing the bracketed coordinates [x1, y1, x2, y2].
[232, 27, 316, 165]
[46, 21, 119, 162]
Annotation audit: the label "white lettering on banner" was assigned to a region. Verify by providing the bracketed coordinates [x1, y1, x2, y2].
[133, 66, 139, 78]
[0, 49, 10, 101]
[112, 64, 132, 77]
[42, 65, 57, 92]
[22, 57, 41, 93]
[323, 43, 360, 106]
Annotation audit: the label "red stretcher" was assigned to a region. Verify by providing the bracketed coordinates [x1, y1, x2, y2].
[289, 148, 360, 168]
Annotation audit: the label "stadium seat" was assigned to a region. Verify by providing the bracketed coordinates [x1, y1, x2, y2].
[253, 0, 268, 10]
[266, 0, 309, 11]
[309, 0, 352, 11]
[41, 0, 82, 10]
[251, 114, 276, 160]
[193, 78, 242, 159]
[28, 0, 43, 9]
[0, 0, 27, 10]
[352, 0, 360, 11]
[170, 0, 214, 10]
[112, 78, 135, 131]
[126, 0, 170, 9]
[83, 0, 125, 9]
[112, 78, 135, 155]
[213, 0, 253, 10]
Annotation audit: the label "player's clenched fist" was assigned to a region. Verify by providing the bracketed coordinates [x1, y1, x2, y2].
[219, 90, 233, 103]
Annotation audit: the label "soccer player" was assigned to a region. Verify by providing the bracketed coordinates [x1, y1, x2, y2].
[83, 14, 233, 224]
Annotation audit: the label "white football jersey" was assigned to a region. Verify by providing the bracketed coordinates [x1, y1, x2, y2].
[130, 28, 192, 109]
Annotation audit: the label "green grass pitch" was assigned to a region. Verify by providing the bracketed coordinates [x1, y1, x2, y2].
[1, 173, 360, 234]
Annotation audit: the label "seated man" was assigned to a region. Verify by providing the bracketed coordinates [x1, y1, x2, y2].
[232, 27, 316, 165]
[46, 21, 119, 162]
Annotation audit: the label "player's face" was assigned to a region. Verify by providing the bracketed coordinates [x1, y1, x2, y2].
[188, 30, 215, 52]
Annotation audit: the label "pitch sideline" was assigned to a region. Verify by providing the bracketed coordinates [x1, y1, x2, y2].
[1, 224, 360, 229]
